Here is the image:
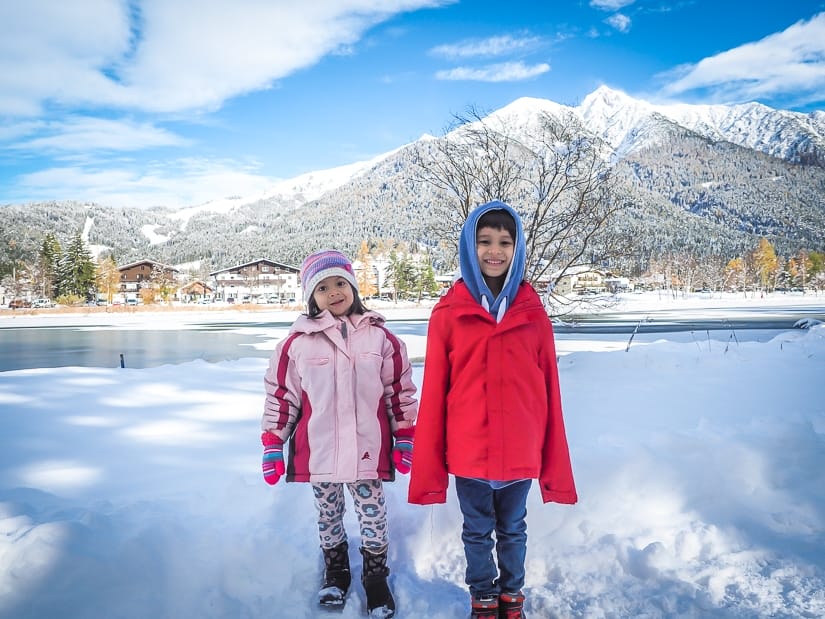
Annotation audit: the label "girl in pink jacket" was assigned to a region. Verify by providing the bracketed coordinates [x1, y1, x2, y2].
[260, 249, 417, 618]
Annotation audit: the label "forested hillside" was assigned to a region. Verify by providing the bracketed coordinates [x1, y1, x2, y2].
[2, 92, 823, 278]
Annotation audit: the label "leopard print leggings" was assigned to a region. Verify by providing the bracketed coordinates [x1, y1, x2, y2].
[312, 480, 388, 551]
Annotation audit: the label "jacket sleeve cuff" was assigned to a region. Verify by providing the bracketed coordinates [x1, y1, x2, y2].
[539, 483, 578, 505]
[409, 490, 446, 505]
[261, 431, 284, 447]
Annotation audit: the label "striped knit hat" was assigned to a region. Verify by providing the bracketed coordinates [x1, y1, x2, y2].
[300, 249, 358, 303]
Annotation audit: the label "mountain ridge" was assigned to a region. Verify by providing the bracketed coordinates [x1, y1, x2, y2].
[1, 87, 823, 277]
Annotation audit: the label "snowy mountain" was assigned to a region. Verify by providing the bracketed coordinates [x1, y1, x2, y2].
[1, 87, 823, 274]
[579, 85, 825, 165]
[167, 146, 404, 228]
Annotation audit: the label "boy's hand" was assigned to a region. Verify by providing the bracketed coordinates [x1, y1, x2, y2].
[261, 432, 285, 485]
[392, 427, 414, 474]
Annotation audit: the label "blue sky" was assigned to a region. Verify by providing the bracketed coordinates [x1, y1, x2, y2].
[1, 0, 824, 209]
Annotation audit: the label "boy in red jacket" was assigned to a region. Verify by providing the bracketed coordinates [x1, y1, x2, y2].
[408, 201, 577, 619]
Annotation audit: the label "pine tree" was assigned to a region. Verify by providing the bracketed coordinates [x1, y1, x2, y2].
[39, 233, 62, 298]
[57, 232, 96, 301]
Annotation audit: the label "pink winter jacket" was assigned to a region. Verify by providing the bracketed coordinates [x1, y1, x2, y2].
[262, 309, 418, 483]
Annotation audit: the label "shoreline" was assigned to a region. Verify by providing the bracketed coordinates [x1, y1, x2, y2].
[1, 290, 823, 328]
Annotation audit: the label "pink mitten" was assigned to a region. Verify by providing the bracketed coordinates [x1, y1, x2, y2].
[392, 427, 414, 474]
[261, 432, 285, 485]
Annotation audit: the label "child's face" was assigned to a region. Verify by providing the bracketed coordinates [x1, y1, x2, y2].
[312, 276, 354, 317]
[476, 225, 514, 281]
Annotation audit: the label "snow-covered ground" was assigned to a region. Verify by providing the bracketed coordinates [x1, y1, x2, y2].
[1, 292, 823, 618]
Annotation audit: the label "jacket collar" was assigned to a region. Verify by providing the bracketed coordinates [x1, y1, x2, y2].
[435, 281, 542, 329]
[290, 309, 385, 335]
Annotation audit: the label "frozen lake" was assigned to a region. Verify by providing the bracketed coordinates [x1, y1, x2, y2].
[1, 294, 823, 371]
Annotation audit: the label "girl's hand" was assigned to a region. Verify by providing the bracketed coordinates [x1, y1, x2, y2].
[261, 432, 285, 485]
[392, 427, 414, 474]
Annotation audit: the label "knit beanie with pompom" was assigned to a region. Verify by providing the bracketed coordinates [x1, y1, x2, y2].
[300, 249, 358, 303]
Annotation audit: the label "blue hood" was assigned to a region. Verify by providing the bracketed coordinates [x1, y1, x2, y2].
[458, 200, 526, 322]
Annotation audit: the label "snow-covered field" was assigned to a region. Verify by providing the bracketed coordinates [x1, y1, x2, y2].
[1, 292, 823, 618]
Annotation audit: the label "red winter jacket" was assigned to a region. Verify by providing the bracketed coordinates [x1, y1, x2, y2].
[408, 281, 577, 505]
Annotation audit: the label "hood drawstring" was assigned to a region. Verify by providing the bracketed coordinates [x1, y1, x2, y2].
[480, 295, 509, 323]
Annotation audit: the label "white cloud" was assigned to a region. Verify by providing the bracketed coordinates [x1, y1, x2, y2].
[430, 34, 544, 59]
[13, 157, 277, 209]
[660, 12, 825, 104]
[606, 13, 631, 33]
[435, 61, 550, 82]
[9, 117, 188, 152]
[0, 0, 452, 116]
[590, 0, 636, 10]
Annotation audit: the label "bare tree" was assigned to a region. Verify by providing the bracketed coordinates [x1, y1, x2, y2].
[412, 106, 626, 298]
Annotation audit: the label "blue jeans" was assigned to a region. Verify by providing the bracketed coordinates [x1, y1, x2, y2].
[454, 477, 531, 595]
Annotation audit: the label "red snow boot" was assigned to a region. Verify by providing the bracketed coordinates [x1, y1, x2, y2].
[470, 592, 498, 619]
[498, 591, 525, 619]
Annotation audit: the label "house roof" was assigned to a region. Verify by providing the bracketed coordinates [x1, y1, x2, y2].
[551, 265, 605, 279]
[118, 259, 180, 273]
[180, 281, 214, 293]
[209, 258, 300, 276]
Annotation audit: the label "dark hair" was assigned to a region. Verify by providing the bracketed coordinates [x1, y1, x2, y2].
[306, 283, 368, 318]
[477, 209, 516, 240]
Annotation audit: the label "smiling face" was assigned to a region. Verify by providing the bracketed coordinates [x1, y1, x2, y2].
[311, 275, 355, 316]
[476, 225, 514, 294]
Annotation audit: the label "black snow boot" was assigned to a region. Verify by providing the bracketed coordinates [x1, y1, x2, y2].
[360, 546, 395, 618]
[318, 541, 351, 607]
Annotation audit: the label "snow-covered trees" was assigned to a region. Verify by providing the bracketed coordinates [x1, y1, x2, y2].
[39, 233, 62, 298]
[56, 232, 96, 302]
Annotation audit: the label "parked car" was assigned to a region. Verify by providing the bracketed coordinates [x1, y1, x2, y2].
[32, 298, 55, 308]
[8, 298, 32, 309]
[126, 298, 139, 306]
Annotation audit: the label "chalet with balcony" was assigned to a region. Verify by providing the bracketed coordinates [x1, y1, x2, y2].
[210, 259, 300, 303]
[180, 280, 215, 302]
[119, 260, 180, 297]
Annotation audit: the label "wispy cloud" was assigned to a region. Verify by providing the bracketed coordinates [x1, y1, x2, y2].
[0, 0, 452, 116]
[9, 117, 187, 152]
[0, 0, 455, 207]
[590, 0, 636, 10]
[606, 13, 632, 33]
[430, 34, 544, 59]
[435, 61, 550, 82]
[660, 12, 825, 105]
[13, 158, 276, 208]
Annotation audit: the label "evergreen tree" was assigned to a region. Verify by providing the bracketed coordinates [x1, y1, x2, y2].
[387, 251, 416, 300]
[39, 233, 62, 298]
[57, 232, 96, 300]
[417, 257, 440, 298]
